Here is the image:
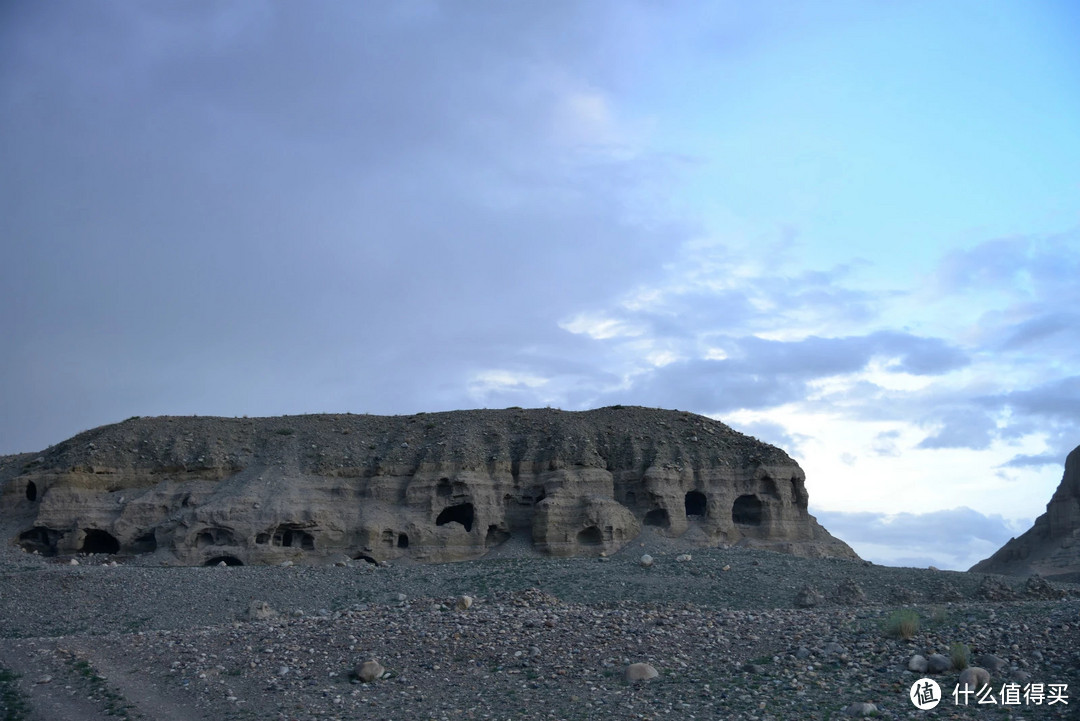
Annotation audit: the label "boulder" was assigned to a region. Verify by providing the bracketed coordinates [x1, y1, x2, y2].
[625, 663, 659, 682]
[926, 653, 951, 674]
[0, 408, 858, 565]
[908, 655, 928, 673]
[352, 660, 384, 683]
[958, 666, 991, 692]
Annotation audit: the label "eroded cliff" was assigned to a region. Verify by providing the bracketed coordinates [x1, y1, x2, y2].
[1, 407, 857, 565]
[970, 444, 1080, 581]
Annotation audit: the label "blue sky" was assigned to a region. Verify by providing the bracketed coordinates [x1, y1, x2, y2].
[2, 1, 1078, 570]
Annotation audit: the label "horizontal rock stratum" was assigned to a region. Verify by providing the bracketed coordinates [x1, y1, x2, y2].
[970, 443, 1080, 582]
[0, 407, 857, 565]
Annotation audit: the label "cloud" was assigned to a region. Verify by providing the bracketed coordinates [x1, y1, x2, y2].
[812, 507, 1031, 570]
[916, 407, 998, 450]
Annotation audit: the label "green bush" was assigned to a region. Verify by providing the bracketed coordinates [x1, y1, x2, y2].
[275, 428, 295, 436]
[950, 642, 970, 670]
[884, 608, 920, 639]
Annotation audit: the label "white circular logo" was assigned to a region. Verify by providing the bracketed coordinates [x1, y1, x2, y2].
[910, 678, 941, 709]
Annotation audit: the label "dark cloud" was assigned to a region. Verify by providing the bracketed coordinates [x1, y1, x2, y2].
[812, 507, 1028, 570]
[597, 331, 968, 415]
[0, 1, 690, 453]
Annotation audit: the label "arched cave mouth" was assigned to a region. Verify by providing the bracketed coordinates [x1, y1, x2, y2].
[19, 526, 60, 556]
[204, 555, 244, 566]
[397, 533, 409, 549]
[732, 494, 763, 526]
[577, 526, 604, 546]
[643, 508, 670, 529]
[81, 529, 120, 555]
[436, 503, 474, 532]
[485, 524, 510, 546]
[25, 481, 37, 502]
[353, 553, 378, 565]
[255, 525, 316, 550]
[685, 491, 707, 518]
[132, 532, 157, 554]
[196, 528, 237, 549]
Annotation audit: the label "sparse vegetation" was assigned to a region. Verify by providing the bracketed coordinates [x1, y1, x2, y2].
[275, 428, 295, 436]
[950, 642, 970, 670]
[0, 666, 30, 721]
[883, 608, 920, 639]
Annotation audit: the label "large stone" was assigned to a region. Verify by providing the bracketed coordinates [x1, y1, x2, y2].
[0, 408, 858, 566]
[958, 666, 991, 692]
[970, 444, 1080, 582]
[625, 663, 659, 682]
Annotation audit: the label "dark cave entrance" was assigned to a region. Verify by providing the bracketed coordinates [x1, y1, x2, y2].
[132, 532, 157, 554]
[732, 495, 763, 526]
[485, 524, 510, 546]
[18, 526, 60, 556]
[204, 555, 244, 566]
[397, 533, 409, 549]
[271, 526, 315, 550]
[353, 553, 378, 565]
[25, 481, 37, 502]
[643, 508, 670, 529]
[436, 503, 475, 532]
[685, 491, 707, 518]
[577, 526, 604, 546]
[81, 529, 120, 555]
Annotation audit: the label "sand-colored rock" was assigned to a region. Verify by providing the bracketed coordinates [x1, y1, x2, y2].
[0, 407, 857, 565]
[970, 444, 1080, 582]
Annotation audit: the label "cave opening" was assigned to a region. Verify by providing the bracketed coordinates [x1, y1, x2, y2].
[18, 526, 59, 556]
[81, 529, 120, 555]
[732, 494, 763, 526]
[353, 553, 378, 565]
[273, 527, 315, 550]
[685, 490, 707, 517]
[485, 524, 510, 546]
[436, 503, 475, 532]
[204, 555, 243, 566]
[643, 508, 670, 528]
[397, 533, 409, 549]
[25, 481, 37, 502]
[132, 532, 157, 554]
[577, 526, 604, 546]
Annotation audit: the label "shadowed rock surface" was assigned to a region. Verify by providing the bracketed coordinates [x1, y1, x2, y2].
[970, 443, 1080, 582]
[0, 406, 856, 565]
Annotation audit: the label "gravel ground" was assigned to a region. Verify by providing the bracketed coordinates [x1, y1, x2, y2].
[1, 538, 1078, 720]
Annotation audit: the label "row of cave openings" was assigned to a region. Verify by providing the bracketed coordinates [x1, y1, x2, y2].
[17, 526, 155, 557]
[633, 490, 764, 529]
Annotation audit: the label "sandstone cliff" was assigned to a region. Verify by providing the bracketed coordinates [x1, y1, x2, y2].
[0, 407, 857, 565]
[970, 444, 1080, 582]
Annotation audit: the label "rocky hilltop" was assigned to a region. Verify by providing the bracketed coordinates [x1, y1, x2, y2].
[0, 407, 855, 565]
[970, 443, 1080, 582]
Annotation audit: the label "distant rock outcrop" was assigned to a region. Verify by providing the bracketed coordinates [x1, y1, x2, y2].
[0, 407, 857, 565]
[970, 444, 1080, 582]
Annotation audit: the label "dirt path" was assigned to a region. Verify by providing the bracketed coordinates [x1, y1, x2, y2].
[1, 637, 206, 721]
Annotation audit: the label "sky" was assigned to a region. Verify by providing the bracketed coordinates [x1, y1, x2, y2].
[2, 1, 1078, 571]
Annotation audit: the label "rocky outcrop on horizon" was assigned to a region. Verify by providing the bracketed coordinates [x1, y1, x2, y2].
[970, 444, 1080, 582]
[0, 407, 857, 565]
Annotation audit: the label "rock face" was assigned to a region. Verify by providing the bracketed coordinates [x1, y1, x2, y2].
[0, 407, 857, 565]
[970, 444, 1080, 582]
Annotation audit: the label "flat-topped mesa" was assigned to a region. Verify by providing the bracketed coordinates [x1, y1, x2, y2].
[970, 443, 1080, 582]
[1, 407, 857, 565]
